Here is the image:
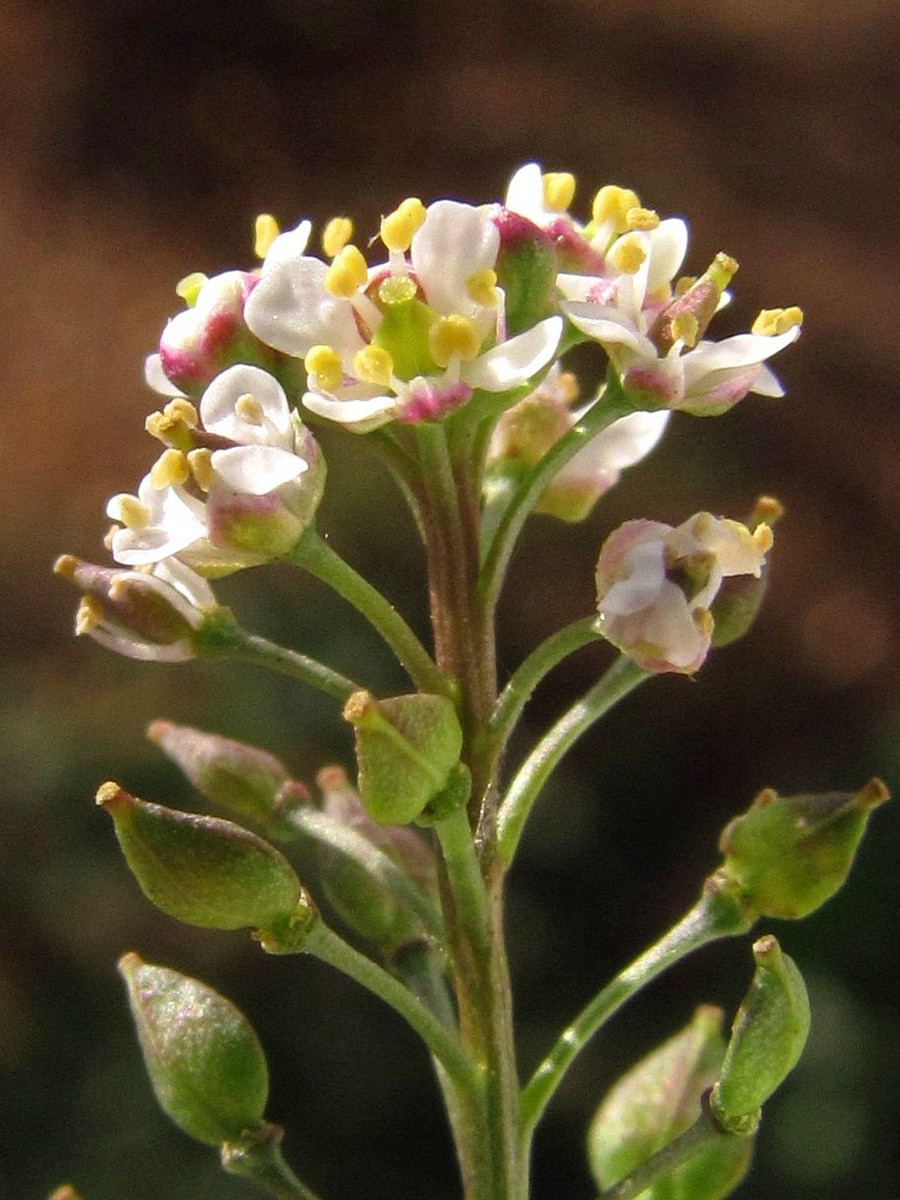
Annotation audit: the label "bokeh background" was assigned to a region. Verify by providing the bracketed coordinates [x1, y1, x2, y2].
[2, 0, 898, 1197]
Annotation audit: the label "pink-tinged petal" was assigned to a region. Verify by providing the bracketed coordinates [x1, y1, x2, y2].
[600, 539, 667, 615]
[302, 390, 398, 432]
[210, 445, 307, 496]
[465, 316, 563, 392]
[398, 378, 473, 423]
[200, 364, 292, 445]
[411, 201, 500, 316]
[621, 356, 685, 407]
[145, 353, 185, 397]
[244, 256, 365, 357]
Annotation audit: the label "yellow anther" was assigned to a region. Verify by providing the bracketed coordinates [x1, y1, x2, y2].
[175, 272, 208, 306]
[380, 198, 427, 253]
[324, 244, 369, 298]
[166, 398, 200, 425]
[322, 216, 354, 258]
[671, 312, 700, 348]
[352, 345, 394, 388]
[466, 268, 498, 307]
[556, 370, 580, 406]
[752, 523, 775, 555]
[609, 233, 647, 275]
[150, 448, 190, 490]
[75, 596, 103, 637]
[254, 213, 281, 259]
[675, 275, 697, 297]
[592, 185, 642, 234]
[542, 172, 576, 212]
[235, 392, 264, 424]
[751, 306, 804, 336]
[625, 206, 660, 232]
[304, 344, 344, 392]
[428, 315, 481, 367]
[110, 494, 151, 531]
[187, 448, 213, 492]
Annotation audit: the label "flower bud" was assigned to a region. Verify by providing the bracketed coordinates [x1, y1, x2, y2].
[316, 765, 438, 949]
[97, 782, 311, 932]
[588, 1005, 753, 1199]
[718, 779, 888, 920]
[54, 555, 216, 662]
[342, 691, 464, 825]
[147, 720, 310, 829]
[489, 206, 560, 336]
[119, 953, 269, 1146]
[710, 936, 810, 1130]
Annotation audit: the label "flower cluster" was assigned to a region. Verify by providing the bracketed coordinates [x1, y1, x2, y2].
[59, 163, 799, 675]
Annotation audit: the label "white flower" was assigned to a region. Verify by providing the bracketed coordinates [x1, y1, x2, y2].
[594, 513, 773, 673]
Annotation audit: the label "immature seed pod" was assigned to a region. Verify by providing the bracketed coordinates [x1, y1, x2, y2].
[710, 936, 811, 1130]
[97, 782, 310, 931]
[119, 953, 269, 1146]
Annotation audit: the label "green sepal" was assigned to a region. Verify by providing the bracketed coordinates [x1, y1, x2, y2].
[718, 779, 888, 919]
[97, 782, 308, 931]
[710, 935, 810, 1127]
[588, 1005, 753, 1199]
[119, 953, 269, 1147]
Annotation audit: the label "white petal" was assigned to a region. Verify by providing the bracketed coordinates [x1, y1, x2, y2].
[645, 218, 689, 294]
[504, 163, 545, 221]
[600, 540, 667, 615]
[464, 317, 563, 392]
[144, 353, 185, 397]
[261, 220, 312, 272]
[244, 256, 364, 357]
[573, 409, 670, 474]
[211, 445, 307, 495]
[302, 390, 398, 432]
[562, 303, 647, 353]
[200, 364, 292, 445]
[152, 558, 217, 611]
[411, 201, 500, 316]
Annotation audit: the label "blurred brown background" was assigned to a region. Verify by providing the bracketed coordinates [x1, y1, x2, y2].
[1, 1, 898, 1197]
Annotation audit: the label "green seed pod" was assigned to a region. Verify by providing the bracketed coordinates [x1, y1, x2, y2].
[710, 936, 811, 1130]
[588, 1005, 753, 1199]
[342, 691, 463, 825]
[317, 765, 438, 950]
[119, 953, 268, 1146]
[147, 720, 311, 829]
[97, 782, 310, 931]
[719, 779, 888, 920]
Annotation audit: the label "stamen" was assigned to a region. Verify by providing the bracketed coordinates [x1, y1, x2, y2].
[175, 273, 207, 306]
[150, 449, 190, 490]
[75, 596, 103, 637]
[751, 306, 804, 336]
[324, 244, 368, 298]
[542, 172, 576, 212]
[609, 233, 647, 275]
[671, 312, 700, 348]
[466, 268, 498, 307]
[380, 198, 427, 253]
[592, 185, 642, 234]
[235, 392, 264, 424]
[322, 216, 354, 258]
[556, 370, 580, 406]
[428, 315, 481, 367]
[353, 345, 394, 388]
[304, 345, 344, 392]
[625, 206, 660, 231]
[254, 214, 280, 259]
[187, 448, 213, 492]
[108, 494, 150, 531]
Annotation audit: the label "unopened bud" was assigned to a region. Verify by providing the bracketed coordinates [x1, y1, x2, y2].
[342, 691, 464, 825]
[119, 953, 269, 1146]
[718, 779, 888, 920]
[489, 206, 560, 335]
[710, 936, 810, 1130]
[97, 782, 311, 932]
[588, 1005, 753, 1198]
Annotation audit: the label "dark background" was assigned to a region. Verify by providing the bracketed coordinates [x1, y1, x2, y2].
[1, 1, 898, 1197]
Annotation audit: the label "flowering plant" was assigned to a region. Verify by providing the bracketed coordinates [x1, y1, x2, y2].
[56, 164, 885, 1200]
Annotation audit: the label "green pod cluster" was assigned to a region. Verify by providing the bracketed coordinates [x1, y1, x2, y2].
[119, 953, 269, 1147]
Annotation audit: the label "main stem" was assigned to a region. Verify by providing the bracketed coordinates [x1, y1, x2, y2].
[416, 424, 521, 1200]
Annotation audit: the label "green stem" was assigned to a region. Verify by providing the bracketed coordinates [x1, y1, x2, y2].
[434, 805, 491, 958]
[519, 883, 757, 1144]
[221, 1122, 323, 1200]
[286, 807, 446, 945]
[289, 528, 449, 697]
[497, 656, 647, 867]
[302, 920, 475, 1094]
[489, 615, 602, 753]
[596, 1095, 756, 1200]
[193, 610, 359, 701]
[479, 368, 636, 622]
